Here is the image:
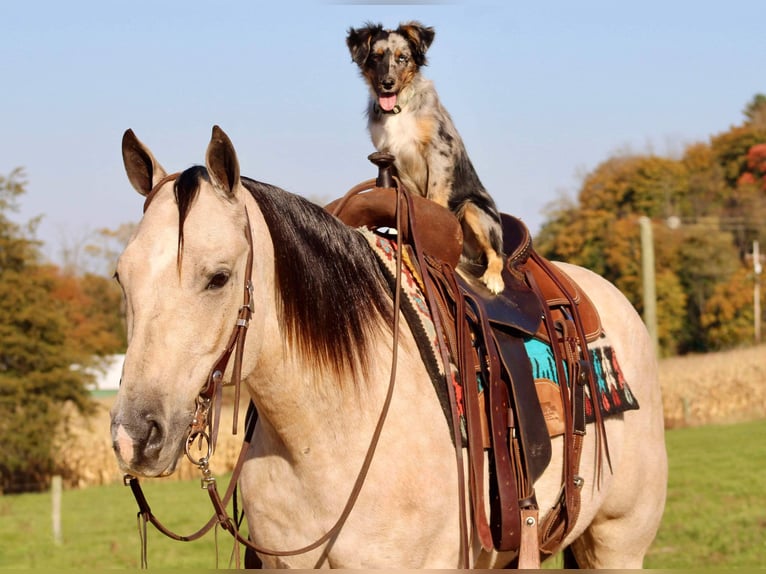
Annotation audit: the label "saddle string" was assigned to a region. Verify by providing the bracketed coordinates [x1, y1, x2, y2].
[522, 265, 582, 549]
[401, 188, 471, 567]
[529, 250, 612, 479]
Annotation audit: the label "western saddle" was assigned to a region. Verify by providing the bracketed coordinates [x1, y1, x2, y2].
[327, 153, 610, 568]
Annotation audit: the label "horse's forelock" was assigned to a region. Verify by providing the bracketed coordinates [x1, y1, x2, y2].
[172, 166, 209, 267]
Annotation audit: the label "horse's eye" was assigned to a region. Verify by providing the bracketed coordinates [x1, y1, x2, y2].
[206, 271, 230, 290]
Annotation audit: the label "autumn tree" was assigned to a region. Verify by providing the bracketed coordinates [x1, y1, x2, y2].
[47, 267, 126, 356]
[681, 142, 728, 217]
[743, 93, 766, 129]
[534, 102, 766, 356]
[0, 170, 94, 493]
[701, 265, 760, 349]
[710, 124, 766, 193]
[536, 154, 690, 355]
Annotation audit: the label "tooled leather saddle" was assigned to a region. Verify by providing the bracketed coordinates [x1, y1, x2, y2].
[326, 154, 609, 567]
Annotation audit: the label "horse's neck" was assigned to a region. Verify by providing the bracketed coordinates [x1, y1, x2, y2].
[246, 342, 393, 460]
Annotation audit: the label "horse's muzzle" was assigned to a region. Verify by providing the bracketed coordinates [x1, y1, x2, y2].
[110, 412, 181, 477]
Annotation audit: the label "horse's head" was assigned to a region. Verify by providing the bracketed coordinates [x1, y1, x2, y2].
[110, 126, 260, 477]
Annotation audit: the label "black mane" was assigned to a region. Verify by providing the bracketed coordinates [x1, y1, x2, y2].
[172, 166, 393, 380]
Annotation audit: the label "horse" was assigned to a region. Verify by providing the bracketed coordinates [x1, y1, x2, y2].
[110, 126, 667, 568]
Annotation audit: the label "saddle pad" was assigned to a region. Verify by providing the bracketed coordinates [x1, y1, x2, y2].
[524, 336, 640, 433]
[361, 229, 455, 426]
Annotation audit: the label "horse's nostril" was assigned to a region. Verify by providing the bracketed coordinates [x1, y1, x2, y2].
[144, 418, 164, 452]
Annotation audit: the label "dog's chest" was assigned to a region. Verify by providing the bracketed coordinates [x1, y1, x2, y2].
[369, 110, 433, 190]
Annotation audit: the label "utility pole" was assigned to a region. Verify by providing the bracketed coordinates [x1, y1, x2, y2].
[639, 216, 658, 356]
[754, 240, 762, 344]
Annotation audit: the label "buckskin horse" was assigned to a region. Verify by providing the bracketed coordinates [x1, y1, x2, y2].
[110, 126, 667, 568]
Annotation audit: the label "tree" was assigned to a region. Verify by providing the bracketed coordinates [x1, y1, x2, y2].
[0, 170, 94, 493]
[701, 265, 759, 349]
[47, 267, 126, 356]
[578, 155, 688, 220]
[57, 222, 137, 277]
[710, 124, 766, 191]
[743, 93, 766, 129]
[664, 221, 739, 353]
[534, 97, 766, 354]
[681, 142, 728, 217]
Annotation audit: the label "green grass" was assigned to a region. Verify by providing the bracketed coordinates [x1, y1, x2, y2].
[0, 473, 244, 569]
[644, 419, 766, 568]
[1, 420, 764, 568]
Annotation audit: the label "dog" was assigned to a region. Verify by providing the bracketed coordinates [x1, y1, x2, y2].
[346, 21, 505, 294]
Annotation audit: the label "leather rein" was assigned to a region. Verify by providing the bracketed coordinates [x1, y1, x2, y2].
[124, 175, 411, 567]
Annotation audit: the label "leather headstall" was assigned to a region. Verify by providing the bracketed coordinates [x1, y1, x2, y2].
[135, 172, 256, 462]
[185, 207, 255, 466]
[125, 177, 258, 567]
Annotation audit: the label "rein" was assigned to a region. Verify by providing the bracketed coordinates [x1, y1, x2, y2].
[124, 175, 409, 567]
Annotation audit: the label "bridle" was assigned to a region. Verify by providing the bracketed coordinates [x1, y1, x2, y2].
[139, 171, 256, 465]
[123, 173, 413, 568]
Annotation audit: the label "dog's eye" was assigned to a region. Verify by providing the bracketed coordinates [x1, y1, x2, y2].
[397, 54, 409, 63]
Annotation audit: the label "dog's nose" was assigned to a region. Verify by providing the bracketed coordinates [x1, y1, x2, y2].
[382, 78, 395, 91]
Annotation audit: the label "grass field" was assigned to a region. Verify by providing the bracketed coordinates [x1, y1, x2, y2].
[644, 419, 766, 568]
[0, 473, 243, 569]
[1, 419, 764, 568]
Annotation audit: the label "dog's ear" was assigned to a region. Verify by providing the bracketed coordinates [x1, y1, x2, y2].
[397, 21, 435, 66]
[346, 23, 383, 67]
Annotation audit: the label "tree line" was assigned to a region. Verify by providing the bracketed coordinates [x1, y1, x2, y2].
[536, 94, 766, 355]
[0, 169, 125, 493]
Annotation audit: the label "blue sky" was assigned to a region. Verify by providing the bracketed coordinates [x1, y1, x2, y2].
[2, 0, 764, 266]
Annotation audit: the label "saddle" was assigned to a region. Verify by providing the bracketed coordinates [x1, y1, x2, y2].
[327, 156, 608, 567]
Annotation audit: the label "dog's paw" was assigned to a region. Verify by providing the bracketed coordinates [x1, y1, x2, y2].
[480, 270, 505, 295]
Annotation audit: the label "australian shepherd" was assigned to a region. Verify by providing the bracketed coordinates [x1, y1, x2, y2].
[346, 21, 505, 294]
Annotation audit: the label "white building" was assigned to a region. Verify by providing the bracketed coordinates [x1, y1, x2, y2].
[84, 354, 124, 393]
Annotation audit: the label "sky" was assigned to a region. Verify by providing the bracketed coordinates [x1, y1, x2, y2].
[2, 0, 764, 267]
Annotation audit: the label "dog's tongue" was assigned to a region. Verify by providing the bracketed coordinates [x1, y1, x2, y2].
[379, 93, 398, 112]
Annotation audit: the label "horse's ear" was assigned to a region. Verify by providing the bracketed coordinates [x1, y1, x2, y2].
[205, 125, 240, 196]
[122, 129, 167, 197]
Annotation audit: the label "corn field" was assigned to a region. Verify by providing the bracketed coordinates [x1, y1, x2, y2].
[54, 343, 766, 488]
